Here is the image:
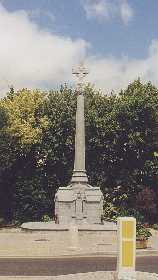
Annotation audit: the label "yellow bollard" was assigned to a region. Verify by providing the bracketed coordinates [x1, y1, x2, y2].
[117, 217, 136, 280]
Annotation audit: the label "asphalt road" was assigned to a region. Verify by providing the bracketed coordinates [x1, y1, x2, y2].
[0, 257, 158, 276]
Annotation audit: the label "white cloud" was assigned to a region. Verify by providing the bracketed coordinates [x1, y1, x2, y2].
[86, 40, 158, 93]
[81, 0, 134, 24]
[0, 4, 88, 96]
[1, 4, 158, 96]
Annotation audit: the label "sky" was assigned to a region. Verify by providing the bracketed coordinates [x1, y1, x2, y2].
[0, 0, 158, 96]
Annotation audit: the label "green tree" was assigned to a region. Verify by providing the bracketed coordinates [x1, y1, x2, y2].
[0, 88, 49, 221]
[0, 81, 158, 223]
[103, 80, 158, 221]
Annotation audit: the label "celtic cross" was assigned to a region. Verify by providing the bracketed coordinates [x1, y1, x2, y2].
[72, 63, 89, 93]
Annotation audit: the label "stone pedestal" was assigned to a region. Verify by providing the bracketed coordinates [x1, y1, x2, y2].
[55, 183, 103, 225]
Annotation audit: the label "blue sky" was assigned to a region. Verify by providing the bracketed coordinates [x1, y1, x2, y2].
[0, 0, 158, 95]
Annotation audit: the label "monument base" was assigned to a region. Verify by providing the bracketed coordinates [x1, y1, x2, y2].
[54, 181, 104, 225]
[21, 221, 117, 231]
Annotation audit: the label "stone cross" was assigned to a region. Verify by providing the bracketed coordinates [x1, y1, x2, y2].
[71, 63, 89, 184]
[54, 64, 103, 224]
[72, 63, 89, 94]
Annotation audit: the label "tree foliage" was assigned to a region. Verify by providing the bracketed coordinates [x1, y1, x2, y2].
[0, 80, 157, 223]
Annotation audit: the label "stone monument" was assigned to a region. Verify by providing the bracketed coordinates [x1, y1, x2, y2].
[55, 63, 103, 225]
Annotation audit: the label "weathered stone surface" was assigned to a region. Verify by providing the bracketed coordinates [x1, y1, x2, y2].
[0, 228, 117, 258]
[21, 221, 117, 231]
[55, 182, 103, 225]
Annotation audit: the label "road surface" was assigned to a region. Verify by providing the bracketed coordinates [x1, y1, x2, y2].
[0, 256, 158, 276]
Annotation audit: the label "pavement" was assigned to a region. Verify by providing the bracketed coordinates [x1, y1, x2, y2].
[0, 228, 158, 279]
[1, 271, 158, 280]
[0, 226, 116, 258]
[0, 227, 157, 258]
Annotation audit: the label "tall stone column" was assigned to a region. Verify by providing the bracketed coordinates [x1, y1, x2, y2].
[71, 91, 88, 183]
[71, 64, 89, 184]
[54, 63, 103, 225]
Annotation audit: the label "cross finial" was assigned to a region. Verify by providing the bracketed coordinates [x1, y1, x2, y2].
[72, 62, 89, 92]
